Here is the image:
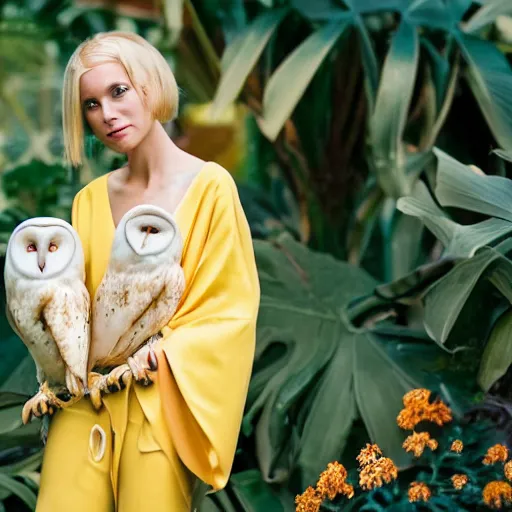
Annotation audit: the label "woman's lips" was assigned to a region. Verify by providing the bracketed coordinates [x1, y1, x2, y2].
[108, 125, 131, 139]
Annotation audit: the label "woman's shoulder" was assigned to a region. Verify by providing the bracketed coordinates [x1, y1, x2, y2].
[200, 161, 238, 195]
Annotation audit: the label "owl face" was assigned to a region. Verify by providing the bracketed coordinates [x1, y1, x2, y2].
[112, 205, 182, 265]
[7, 218, 82, 280]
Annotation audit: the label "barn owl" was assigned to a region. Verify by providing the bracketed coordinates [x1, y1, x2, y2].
[88, 204, 185, 409]
[4, 217, 90, 424]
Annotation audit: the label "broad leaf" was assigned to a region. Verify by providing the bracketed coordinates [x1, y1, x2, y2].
[259, 18, 351, 141]
[406, 0, 452, 30]
[210, 8, 289, 119]
[248, 234, 452, 487]
[397, 180, 512, 257]
[423, 244, 512, 347]
[290, 0, 348, 20]
[0, 474, 37, 510]
[464, 0, 512, 34]
[370, 19, 418, 198]
[434, 147, 512, 221]
[478, 309, 512, 391]
[456, 33, 512, 150]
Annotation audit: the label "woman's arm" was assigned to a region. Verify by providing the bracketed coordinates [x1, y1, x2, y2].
[156, 169, 260, 491]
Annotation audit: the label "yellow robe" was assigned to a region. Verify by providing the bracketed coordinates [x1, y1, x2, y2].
[37, 162, 260, 510]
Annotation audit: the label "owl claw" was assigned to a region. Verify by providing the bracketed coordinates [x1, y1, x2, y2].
[22, 386, 54, 424]
[87, 366, 132, 410]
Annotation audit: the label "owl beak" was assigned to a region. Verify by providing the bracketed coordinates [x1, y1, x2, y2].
[141, 226, 151, 249]
[38, 253, 45, 273]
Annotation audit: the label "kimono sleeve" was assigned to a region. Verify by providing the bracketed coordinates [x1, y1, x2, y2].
[156, 172, 260, 491]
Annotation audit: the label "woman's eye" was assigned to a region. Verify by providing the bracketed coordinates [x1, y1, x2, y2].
[48, 242, 58, 252]
[113, 86, 128, 97]
[27, 243, 37, 252]
[84, 100, 98, 111]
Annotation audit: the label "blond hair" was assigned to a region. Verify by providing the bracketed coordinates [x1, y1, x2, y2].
[62, 31, 179, 167]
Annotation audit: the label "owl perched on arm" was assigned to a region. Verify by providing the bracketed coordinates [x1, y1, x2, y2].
[88, 204, 185, 409]
[4, 218, 90, 424]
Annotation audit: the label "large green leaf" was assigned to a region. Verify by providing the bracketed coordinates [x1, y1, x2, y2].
[397, 180, 512, 257]
[247, 234, 452, 488]
[210, 8, 289, 119]
[0, 473, 36, 510]
[405, 0, 452, 30]
[259, 18, 351, 141]
[369, 19, 418, 198]
[478, 309, 512, 391]
[434, 147, 512, 221]
[463, 0, 512, 34]
[456, 33, 512, 151]
[423, 244, 512, 347]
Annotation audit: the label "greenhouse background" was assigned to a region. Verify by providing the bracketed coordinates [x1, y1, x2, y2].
[1, 0, 512, 510]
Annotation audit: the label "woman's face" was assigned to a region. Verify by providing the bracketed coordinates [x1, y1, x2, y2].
[79, 62, 153, 153]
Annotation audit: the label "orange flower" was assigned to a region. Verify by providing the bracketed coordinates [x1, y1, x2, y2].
[359, 457, 398, 490]
[482, 481, 512, 510]
[403, 388, 431, 407]
[356, 443, 382, 467]
[451, 474, 468, 490]
[505, 461, 512, 482]
[408, 482, 431, 503]
[316, 462, 349, 501]
[295, 486, 322, 512]
[403, 432, 438, 458]
[483, 444, 509, 465]
[450, 440, 464, 454]
[397, 389, 452, 430]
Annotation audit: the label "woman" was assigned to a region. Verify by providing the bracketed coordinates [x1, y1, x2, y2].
[37, 31, 260, 511]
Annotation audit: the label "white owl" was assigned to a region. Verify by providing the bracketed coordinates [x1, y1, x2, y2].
[88, 204, 185, 409]
[4, 217, 90, 424]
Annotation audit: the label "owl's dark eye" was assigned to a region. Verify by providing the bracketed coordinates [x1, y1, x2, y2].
[48, 242, 58, 252]
[141, 226, 160, 234]
[27, 243, 37, 252]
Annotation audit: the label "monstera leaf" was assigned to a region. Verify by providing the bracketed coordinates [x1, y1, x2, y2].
[247, 233, 459, 489]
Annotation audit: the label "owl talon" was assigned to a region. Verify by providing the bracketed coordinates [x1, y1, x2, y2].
[21, 385, 57, 424]
[148, 350, 158, 371]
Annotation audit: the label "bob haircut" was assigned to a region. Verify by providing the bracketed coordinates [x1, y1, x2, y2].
[62, 31, 179, 167]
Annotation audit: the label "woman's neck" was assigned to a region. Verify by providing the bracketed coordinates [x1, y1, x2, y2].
[124, 121, 178, 187]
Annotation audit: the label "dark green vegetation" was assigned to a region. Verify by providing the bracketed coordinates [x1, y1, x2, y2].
[1, 0, 512, 510]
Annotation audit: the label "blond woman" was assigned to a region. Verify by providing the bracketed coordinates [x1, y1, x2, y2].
[36, 31, 259, 511]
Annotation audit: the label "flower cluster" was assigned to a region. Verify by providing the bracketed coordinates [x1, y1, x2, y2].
[483, 481, 512, 510]
[483, 444, 509, 465]
[403, 431, 438, 458]
[295, 462, 353, 512]
[357, 444, 398, 491]
[408, 481, 431, 503]
[295, 486, 322, 512]
[397, 388, 452, 430]
[450, 439, 464, 453]
[451, 474, 469, 490]
[295, 389, 512, 510]
[505, 461, 512, 482]
[316, 462, 354, 501]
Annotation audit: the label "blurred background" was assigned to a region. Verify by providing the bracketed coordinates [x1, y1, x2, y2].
[1, 0, 512, 510]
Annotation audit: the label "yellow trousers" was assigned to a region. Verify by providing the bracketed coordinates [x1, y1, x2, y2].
[36, 380, 192, 511]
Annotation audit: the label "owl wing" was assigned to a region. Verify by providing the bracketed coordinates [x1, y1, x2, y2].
[40, 282, 90, 383]
[5, 303, 23, 340]
[94, 265, 185, 366]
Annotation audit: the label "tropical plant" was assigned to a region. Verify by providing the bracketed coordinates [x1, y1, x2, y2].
[183, 0, 512, 282]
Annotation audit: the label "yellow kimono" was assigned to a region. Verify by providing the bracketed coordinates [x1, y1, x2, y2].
[37, 162, 260, 511]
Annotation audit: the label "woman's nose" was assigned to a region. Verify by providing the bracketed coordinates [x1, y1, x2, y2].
[102, 101, 118, 125]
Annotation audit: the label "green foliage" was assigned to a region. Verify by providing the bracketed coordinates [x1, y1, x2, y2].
[202, 0, 512, 280]
[242, 233, 471, 493]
